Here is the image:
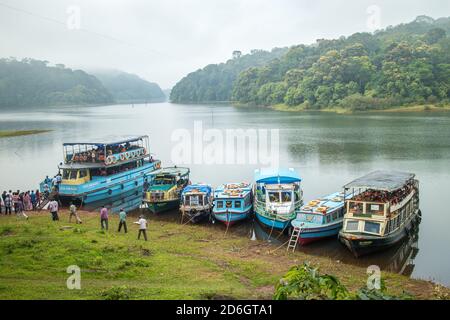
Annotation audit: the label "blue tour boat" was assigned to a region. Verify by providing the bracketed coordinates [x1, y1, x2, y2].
[180, 184, 214, 223]
[39, 136, 161, 204]
[291, 191, 353, 246]
[212, 183, 253, 226]
[254, 168, 303, 231]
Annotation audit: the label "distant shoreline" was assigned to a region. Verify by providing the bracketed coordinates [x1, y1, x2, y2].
[0, 130, 52, 138]
[239, 103, 450, 114]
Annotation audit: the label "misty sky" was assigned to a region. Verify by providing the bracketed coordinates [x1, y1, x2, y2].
[1, 0, 449, 88]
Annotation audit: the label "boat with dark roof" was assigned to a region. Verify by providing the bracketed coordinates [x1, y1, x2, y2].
[339, 170, 421, 257]
[39, 136, 161, 204]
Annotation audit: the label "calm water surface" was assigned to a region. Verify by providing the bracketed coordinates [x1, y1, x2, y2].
[0, 102, 449, 285]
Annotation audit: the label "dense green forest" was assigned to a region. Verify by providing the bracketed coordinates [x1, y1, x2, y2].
[170, 48, 288, 103]
[173, 16, 450, 111]
[0, 58, 114, 107]
[93, 70, 166, 103]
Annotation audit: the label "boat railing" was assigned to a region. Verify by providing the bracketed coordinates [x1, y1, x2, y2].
[254, 199, 300, 221]
[66, 147, 147, 165]
[145, 188, 179, 202]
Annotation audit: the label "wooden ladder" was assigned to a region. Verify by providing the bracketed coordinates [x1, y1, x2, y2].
[287, 227, 301, 252]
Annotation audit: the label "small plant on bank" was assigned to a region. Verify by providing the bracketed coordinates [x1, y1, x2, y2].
[273, 263, 350, 300]
[274, 262, 414, 300]
[100, 285, 137, 300]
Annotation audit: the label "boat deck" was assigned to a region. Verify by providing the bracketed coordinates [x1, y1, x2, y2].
[214, 183, 252, 199]
[300, 191, 353, 214]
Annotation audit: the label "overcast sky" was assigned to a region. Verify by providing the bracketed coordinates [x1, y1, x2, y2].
[0, 0, 449, 88]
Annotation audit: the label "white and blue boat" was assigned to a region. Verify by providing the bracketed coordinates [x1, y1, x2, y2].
[180, 184, 214, 223]
[254, 168, 303, 231]
[212, 183, 253, 226]
[40, 136, 161, 204]
[291, 192, 353, 246]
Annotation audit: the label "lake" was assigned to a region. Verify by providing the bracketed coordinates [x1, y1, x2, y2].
[1, 102, 450, 285]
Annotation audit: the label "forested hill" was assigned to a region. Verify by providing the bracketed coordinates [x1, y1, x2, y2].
[170, 48, 288, 103]
[92, 70, 166, 103]
[0, 58, 114, 108]
[172, 15, 450, 110]
[231, 15, 450, 110]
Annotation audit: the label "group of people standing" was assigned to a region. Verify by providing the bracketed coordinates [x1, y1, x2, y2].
[1, 188, 148, 241]
[99, 205, 148, 241]
[0, 190, 43, 219]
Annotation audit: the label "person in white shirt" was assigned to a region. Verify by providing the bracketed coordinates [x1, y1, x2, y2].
[134, 215, 148, 241]
[48, 199, 59, 221]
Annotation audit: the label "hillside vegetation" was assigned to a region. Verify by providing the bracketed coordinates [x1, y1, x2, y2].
[93, 70, 165, 103]
[0, 58, 114, 108]
[172, 16, 450, 111]
[170, 48, 288, 103]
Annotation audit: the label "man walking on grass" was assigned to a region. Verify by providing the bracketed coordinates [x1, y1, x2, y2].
[135, 215, 148, 241]
[118, 208, 127, 233]
[100, 205, 108, 230]
[69, 202, 82, 224]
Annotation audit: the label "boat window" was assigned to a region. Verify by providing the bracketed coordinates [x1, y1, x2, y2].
[190, 195, 199, 206]
[346, 220, 359, 231]
[79, 170, 88, 178]
[338, 208, 344, 218]
[226, 201, 232, 208]
[367, 203, 384, 215]
[63, 170, 77, 180]
[235, 200, 242, 208]
[325, 214, 331, 223]
[244, 195, 252, 207]
[364, 222, 381, 234]
[281, 191, 292, 203]
[332, 211, 338, 220]
[298, 214, 322, 224]
[349, 202, 364, 214]
[268, 191, 280, 203]
[216, 201, 223, 209]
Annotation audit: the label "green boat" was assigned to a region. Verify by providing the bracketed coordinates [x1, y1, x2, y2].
[143, 167, 190, 213]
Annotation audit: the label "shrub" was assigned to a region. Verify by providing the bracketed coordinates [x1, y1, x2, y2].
[100, 286, 137, 300]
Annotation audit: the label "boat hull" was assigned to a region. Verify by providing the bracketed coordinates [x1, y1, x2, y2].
[339, 211, 421, 258]
[182, 209, 211, 224]
[213, 208, 252, 226]
[255, 211, 291, 231]
[145, 199, 180, 214]
[41, 161, 160, 204]
[297, 222, 343, 246]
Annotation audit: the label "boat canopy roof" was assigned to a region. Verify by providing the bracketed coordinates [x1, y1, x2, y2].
[214, 183, 252, 198]
[300, 191, 353, 214]
[182, 184, 212, 195]
[63, 135, 148, 147]
[344, 170, 415, 192]
[149, 167, 190, 177]
[254, 168, 301, 184]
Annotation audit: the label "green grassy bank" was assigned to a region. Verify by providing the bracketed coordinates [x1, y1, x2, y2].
[0, 211, 447, 300]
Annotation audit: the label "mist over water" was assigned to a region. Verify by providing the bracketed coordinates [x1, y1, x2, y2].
[1, 102, 450, 285]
